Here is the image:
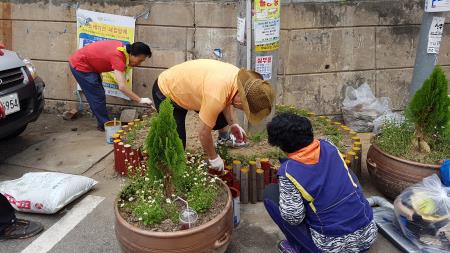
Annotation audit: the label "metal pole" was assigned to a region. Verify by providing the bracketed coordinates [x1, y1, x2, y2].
[410, 11, 445, 97]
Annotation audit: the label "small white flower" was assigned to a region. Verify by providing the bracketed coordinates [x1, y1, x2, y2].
[145, 177, 150, 181]
[144, 212, 148, 215]
[194, 182, 198, 185]
[194, 177, 197, 181]
[139, 217, 143, 221]
[141, 190, 145, 194]
[128, 197, 134, 202]
[120, 203, 125, 207]
[171, 194, 176, 198]
[160, 184, 164, 187]
[166, 198, 171, 204]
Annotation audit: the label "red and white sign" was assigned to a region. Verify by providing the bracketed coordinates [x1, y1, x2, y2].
[255, 56, 273, 80]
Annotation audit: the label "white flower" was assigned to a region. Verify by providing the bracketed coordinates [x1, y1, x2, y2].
[139, 217, 143, 221]
[145, 177, 150, 181]
[141, 190, 145, 194]
[128, 197, 134, 202]
[194, 177, 197, 181]
[194, 182, 198, 185]
[144, 212, 148, 215]
[160, 184, 164, 187]
[120, 203, 125, 207]
[171, 194, 176, 198]
[166, 198, 171, 204]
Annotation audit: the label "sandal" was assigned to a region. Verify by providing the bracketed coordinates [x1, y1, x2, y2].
[0, 219, 44, 240]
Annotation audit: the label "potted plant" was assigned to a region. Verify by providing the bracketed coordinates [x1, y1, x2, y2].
[114, 99, 233, 253]
[367, 66, 450, 199]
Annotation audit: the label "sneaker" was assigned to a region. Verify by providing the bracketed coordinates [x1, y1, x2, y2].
[277, 240, 298, 253]
[0, 219, 44, 240]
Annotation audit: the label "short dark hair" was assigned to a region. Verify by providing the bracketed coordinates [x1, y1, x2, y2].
[267, 113, 314, 153]
[126, 42, 152, 58]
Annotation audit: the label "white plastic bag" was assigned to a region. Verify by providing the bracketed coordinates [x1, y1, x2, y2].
[394, 174, 450, 252]
[373, 112, 406, 135]
[0, 172, 97, 214]
[342, 83, 391, 132]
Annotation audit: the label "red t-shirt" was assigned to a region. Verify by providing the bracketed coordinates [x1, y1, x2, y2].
[69, 40, 126, 73]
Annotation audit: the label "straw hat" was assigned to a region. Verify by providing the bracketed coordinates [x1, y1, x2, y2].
[237, 69, 275, 124]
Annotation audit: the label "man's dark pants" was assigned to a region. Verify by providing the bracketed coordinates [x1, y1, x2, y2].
[70, 65, 110, 127]
[0, 194, 16, 232]
[152, 80, 228, 148]
[263, 184, 320, 253]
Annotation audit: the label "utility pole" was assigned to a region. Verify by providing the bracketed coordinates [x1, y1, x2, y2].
[236, 0, 281, 133]
[410, 1, 449, 97]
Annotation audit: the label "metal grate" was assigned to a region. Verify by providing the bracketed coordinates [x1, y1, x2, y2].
[0, 67, 24, 91]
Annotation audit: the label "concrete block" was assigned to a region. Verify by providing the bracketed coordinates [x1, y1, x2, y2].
[136, 26, 187, 68]
[192, 28, 238, 64]
[437, 28, 450, 66]
[195, 1, 238, 28]
[284, 0, 423, 29]
[33, 60, 76, 101]
[375, 68, 413, 111]
[286, 27, 375, 74]
[283, 71, 376, 115]
[375, 26, 419, 69]
[12, 21, 77, 62]
[9, 1, 194, 27]
[278, 30, 289, 75]
[0, 20, 13, 49]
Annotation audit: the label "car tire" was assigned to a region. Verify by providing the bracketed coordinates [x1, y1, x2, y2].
[3, 125, 27, 140]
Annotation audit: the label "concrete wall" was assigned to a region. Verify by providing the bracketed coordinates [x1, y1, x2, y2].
[1, 0, 449, 115]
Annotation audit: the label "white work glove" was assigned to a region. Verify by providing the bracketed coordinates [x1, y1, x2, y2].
[209, 155, 225, 172]
[230, 124, 247, 143]
[139, 97, 154, 106]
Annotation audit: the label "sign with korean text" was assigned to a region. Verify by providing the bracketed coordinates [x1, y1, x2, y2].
[254, 0, 280, 52]
[76, 9, 135, 100]
[255, 56, 273, 80]
[425, 0, 450, 12]
[427, 16, 445, 54]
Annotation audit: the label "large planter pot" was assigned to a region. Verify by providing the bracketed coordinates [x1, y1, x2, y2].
[114, 180, 233, 253]
[366, 144, 440, 200]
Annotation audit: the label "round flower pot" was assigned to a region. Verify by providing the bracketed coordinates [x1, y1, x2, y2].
[114, 180, 233, 253]
[366, 144, 440, 200]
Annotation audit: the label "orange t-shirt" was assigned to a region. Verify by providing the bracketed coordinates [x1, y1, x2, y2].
[158, 59, 239, 128]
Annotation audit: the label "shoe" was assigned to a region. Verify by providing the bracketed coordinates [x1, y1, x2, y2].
[277, 240, 298, 253]
[0, 219, 44, 240]
[97, 125, 105, 132]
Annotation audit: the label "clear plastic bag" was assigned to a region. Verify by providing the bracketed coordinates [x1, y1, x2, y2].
[394, 174, 450, 252]
[342, 83, 391, 132]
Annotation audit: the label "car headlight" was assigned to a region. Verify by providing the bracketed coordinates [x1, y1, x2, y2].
[23, 58, 37, 79]
[16, 53, 37, 79]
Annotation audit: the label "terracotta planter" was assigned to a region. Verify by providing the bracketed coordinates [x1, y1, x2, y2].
[114, 180, 233, 253]
[366, 144, 440, 200]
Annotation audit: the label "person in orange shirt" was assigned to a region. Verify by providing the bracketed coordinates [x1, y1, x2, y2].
[153, 59, 275, 171]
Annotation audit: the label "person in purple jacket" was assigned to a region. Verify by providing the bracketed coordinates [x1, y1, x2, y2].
[264, 113, 377, 253]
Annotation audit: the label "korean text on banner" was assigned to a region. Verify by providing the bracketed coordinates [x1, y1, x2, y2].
[427, 16, 445, 54]
[76, 9, 136, 100]
[254, 0, 280, 52]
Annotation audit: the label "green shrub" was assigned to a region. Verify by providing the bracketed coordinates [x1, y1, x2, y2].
[406, 65, 450, 152]
[146, 98, 186, 196]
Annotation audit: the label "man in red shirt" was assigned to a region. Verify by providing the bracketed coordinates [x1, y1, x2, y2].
[69, 40, 152, 130]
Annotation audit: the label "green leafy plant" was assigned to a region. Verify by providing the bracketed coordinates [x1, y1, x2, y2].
[406, 65, 450, 153]
[146, 98, 186, 197]
[119, 99, 219, 227]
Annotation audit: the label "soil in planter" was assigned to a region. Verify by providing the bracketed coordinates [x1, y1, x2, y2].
[185, 112, 353, 163]
[118, 183, 228, 232]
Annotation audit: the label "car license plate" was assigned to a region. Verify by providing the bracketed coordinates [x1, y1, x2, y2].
[0, 93, 20, 116]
